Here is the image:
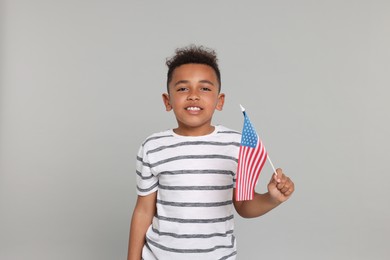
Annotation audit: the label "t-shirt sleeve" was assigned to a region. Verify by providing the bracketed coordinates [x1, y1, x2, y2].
[135, 145, 158, 196]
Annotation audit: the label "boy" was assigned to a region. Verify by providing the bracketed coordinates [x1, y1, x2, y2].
[128, 45, 295, 260]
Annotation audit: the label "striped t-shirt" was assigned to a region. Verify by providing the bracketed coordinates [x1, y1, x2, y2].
[136, 125, 241, 260]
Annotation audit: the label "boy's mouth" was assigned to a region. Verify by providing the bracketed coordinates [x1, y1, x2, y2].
[186, 106, 202, 111]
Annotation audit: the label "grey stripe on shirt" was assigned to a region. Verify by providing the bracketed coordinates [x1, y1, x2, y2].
[146, 235, 235, 254]
[142, 134, 174, 146]
[219, 251, 237, 260]
[158, 184, 233, 190]
[137, 182, 158, 193]
[151, 226, 234, 239]
[147, 141, 240, 155]
[157, 199, 232, 207]
[157, 214, 234, 223]
[138, 154, 238, 168]
[217, 130, 241, 135]
[136, 170, 154, 180]
[159, 169, 234, 176]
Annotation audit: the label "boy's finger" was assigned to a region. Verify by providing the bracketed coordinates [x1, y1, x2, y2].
[273, 168, 284, 183]
[276, 175, 289, 190]
[277, 181, 286, 190]
[280, 178, 294, 194]
[280, 183, 290, 193]
[284, 186, 294, 196]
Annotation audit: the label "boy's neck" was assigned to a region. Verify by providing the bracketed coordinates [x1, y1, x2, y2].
[173, 125, 215, 137]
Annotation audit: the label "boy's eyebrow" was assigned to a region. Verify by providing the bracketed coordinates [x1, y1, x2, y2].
[174, 80, 190, 86]
[174, 80, 215, 86]
[199, 80, 215, 86]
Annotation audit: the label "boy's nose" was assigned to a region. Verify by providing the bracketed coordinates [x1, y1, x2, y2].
[187, 91, 200, 101]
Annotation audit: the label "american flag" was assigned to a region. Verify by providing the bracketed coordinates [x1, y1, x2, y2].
[235, 108, 268, 201]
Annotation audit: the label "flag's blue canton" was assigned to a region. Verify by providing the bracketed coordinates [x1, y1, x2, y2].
[241, 113, 258, 148]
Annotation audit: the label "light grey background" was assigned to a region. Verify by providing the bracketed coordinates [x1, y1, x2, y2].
[1, 0, 389, 259]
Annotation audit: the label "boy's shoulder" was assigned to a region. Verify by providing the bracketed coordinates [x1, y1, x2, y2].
[215, 125, 241, 136]
[141, 129, 175, 148]
[215, 125, 241, 143]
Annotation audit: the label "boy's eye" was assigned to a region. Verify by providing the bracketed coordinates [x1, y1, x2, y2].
[200, 87, 211, 91]
[177, 87, 188, 92]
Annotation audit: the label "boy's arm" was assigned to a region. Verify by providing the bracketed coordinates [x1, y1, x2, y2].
[127, 192, 157, 260]
[233, 168, 294, 218]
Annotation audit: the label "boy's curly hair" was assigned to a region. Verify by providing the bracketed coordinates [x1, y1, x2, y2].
[166, 45, 221, 92]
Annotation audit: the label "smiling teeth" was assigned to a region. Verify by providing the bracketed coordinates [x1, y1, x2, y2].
[187, 107, 201, 111]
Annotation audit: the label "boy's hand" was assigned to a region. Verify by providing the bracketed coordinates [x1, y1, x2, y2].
[267, 168, 294, 203]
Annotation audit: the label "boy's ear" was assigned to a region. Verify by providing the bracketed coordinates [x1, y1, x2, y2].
[162, 93, 172, 111]
[215, 93, 225, 111]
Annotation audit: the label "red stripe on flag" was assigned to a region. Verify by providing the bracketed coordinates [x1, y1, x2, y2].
[236, 135, 268, 201]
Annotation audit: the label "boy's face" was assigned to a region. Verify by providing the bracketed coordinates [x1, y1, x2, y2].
[162, 63, 225, 136]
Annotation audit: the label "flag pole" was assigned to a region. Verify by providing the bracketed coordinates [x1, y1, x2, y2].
[239, 104, 278, 177]
[266, 154, 278, 178]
